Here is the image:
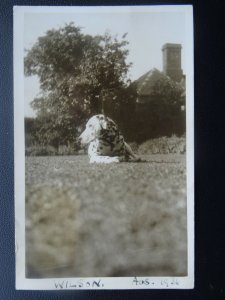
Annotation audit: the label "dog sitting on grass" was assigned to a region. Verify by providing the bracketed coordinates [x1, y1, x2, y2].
[78, 114, 142, 163]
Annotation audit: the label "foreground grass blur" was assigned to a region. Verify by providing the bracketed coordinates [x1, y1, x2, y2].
[26, 154, 187, 278]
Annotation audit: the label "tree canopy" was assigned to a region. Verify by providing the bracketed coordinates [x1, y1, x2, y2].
[24, 23, 185, 153]
[24, 23, 134, 147]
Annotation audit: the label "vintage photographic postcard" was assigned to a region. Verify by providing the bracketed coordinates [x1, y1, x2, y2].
[14, 5, 194, 290]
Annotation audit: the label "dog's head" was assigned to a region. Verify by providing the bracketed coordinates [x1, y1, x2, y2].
[78, 114, 112, 145]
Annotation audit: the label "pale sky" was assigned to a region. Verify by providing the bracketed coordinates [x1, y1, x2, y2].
[23, 6, 189, 117]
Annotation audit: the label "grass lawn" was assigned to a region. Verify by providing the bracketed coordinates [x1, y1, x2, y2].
[25, 154, 187, 278]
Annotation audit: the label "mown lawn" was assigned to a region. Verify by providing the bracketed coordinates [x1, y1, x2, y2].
[25, 154, 187, 278]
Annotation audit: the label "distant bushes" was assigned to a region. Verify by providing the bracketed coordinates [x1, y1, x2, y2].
[137, 135, 186, 155]
[25, 135, 185, 156]
[25, 144, 78, 156]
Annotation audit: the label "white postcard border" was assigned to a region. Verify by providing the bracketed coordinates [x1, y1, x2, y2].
[14, 5, 194, 290]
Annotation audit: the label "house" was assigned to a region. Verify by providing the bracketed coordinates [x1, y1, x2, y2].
[136, 68, 170, 104]
[135, 43, 186, 106]
[132, 43, 186, 140]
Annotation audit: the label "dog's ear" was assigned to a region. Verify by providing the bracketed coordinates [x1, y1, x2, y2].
[101, 120, 108, 130]
[99, 116, 108, 130]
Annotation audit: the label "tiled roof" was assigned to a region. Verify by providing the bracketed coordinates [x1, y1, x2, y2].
[135, 68, 169, 96]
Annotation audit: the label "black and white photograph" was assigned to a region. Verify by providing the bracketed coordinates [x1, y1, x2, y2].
[14, 5, 194, 290]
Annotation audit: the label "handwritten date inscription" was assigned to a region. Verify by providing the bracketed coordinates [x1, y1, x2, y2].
[132, 277, 180, 288]
[54, 277, 180, 289]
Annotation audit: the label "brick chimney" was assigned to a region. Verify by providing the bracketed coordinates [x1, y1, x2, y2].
[162, 43, 183, 82]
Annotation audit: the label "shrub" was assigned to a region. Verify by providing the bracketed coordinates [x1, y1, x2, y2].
[138, 135, 186, 155]
[25, 145, 58, 156]
[25, 144, 79, 156]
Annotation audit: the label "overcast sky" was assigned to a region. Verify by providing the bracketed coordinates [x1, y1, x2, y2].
[22, 6, 189, 117]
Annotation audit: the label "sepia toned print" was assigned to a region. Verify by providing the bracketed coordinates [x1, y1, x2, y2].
[14, 5, 194, 289]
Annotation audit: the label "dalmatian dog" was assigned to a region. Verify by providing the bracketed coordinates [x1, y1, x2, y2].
[78, 114, 142, 163]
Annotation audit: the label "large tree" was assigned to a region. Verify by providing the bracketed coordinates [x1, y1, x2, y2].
[24, 23, 133, 147]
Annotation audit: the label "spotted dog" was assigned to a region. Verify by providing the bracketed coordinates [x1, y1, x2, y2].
[78, 114, 142, 163]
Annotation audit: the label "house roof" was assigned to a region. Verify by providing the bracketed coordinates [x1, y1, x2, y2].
[135, 68, 169, 96]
